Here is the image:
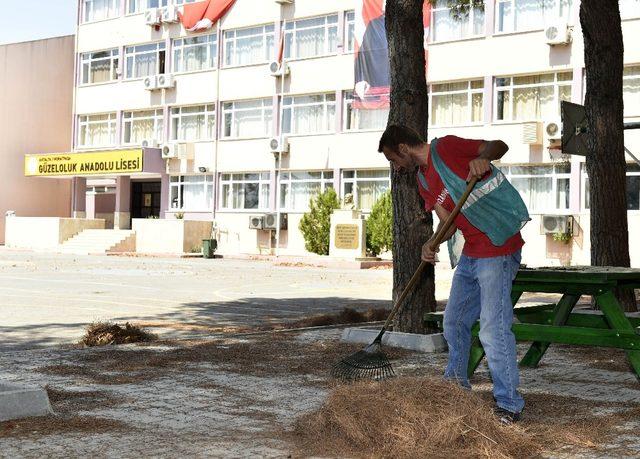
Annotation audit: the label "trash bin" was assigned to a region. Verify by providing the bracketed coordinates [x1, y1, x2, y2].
[202, 239, 217, 258]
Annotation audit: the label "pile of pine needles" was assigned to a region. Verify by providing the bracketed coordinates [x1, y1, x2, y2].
[80, 321, 156, 347]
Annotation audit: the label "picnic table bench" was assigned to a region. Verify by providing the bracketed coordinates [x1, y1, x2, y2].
[424, 266, 640, 380]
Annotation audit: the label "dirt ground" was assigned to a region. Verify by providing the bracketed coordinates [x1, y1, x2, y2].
[2, 327, 640, 458]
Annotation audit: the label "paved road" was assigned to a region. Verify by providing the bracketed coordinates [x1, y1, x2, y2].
[0, 249, 406, 349]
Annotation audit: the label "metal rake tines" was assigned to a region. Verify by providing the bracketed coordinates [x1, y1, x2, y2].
[331, 349, 396, 381]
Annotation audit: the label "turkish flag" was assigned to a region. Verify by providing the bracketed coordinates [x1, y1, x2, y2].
[179, 0, 236, 32]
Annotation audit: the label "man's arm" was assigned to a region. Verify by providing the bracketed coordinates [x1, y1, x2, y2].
[421, 204, 456, 263]
[468, 140, 509, 181]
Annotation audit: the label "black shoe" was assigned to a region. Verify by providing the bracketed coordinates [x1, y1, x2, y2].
[493, 407, 521, 425]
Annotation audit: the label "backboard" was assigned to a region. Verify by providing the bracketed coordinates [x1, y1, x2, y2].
[561, 101, 589, 156]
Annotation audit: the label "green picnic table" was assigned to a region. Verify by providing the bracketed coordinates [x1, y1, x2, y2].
[424, 266, 640, 380]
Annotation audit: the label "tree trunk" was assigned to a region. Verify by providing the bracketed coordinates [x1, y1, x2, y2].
[386, 1, 436, 333]
[580, 0, 637, 311]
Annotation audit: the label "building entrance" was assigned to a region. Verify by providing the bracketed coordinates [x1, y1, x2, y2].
[131, 181, 161, 219]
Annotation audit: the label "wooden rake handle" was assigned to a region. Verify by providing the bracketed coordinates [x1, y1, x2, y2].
[377, 177, 480, 335]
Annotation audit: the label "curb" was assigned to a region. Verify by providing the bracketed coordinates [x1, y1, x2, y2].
[0, 382, 53, 422]
[340, 327, 448, 353]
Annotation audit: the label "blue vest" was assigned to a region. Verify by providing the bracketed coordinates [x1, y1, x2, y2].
[427, 138, 530, 246]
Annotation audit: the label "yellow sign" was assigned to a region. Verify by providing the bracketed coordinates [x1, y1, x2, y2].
[335, 224, 360, 250]
[25, 150, 143, 177]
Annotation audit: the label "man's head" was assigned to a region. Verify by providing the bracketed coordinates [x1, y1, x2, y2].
[378, 125, 426, 172]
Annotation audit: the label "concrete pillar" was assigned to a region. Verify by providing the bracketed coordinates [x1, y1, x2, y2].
[73, 177, 87, 218]
[114, 176, 131, 229]
[160, 173, 170, 219]
[483, 75, 493, 124]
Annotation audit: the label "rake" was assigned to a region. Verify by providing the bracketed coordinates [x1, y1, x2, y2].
[331, 177, 479, 381]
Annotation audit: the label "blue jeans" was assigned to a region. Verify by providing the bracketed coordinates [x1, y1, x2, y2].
[443, 250, 524, 413]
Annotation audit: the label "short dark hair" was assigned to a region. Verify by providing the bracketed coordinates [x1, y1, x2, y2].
[378, 125, 424, 153]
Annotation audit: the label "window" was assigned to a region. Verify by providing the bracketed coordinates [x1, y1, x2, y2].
[220, 173, 271, 210]
[170, 175, 214, 210]
[80, 49, 119, 85]
[282, 94, 336, 134]
[127, 0, 167, 14]
[624, 66, 640, 117]
[83, 0, 119, 23]
[280, 171, 334, 211]
[173, 34, 217, 73]
[500, 164, 570, 213]
[174, 0, 199, 4]
[343, 91, 389, 130]
[345, 11, 356, 52]
[495, 0, 572, 33]
[342, 169, 390, 210]
[495, 72, 572, 121]
[170, 105, 216, 141]
[224, 24, 275, 67]
[77, 113, 117, 148]
[430, 80, 484, 126]
[123, 109, 164, 144]
[583, 163, 640, 211]
[620, 0, 640, 19]
[284, 14, 339, 59]
[222, 99, 273, 138]
[125, 42, 166, 79]
[431, 0, 485, 42]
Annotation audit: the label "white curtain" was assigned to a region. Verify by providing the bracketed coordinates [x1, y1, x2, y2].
[135, 52, 157, 78]
[623, 71, 640, 117]
[512, 176, 552, 212]
[357, 181, 389, 210]
[84, 116, 114, 146]
[353, 107, 389, 130]
[235, 34, 264, 66]
[295, 28, 325, 58]
[183, 176, 205, 209]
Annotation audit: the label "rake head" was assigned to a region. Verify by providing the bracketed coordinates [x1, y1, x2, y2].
[331, 340, 395, 382]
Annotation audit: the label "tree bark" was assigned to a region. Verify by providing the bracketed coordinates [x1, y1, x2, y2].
[386, 1, 437, 333]
[580, 0, 637, 311]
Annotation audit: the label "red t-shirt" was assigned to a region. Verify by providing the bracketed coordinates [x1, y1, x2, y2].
[417, 135, 524, 258]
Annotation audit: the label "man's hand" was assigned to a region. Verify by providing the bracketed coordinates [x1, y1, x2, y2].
[467, 158, 491, 182]
[421, 240, 439, 264]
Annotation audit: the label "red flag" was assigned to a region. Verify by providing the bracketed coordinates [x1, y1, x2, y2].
[179, 0, 236, 32]
[277, 24, 285, 64]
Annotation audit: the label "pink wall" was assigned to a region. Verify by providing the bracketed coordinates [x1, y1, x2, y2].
[0, 36, 75, 243]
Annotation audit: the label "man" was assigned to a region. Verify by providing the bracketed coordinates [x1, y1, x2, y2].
[378, 125, 530, 424]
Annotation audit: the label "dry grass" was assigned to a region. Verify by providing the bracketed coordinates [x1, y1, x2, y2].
[291, 376, 640, 459]
[80, 321, 156, 347]
[282, 307, 389, 329]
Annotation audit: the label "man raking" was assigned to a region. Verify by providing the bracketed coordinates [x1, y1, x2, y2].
[378, 125, 530, 424]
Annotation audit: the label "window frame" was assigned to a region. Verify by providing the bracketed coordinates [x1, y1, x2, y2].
[494, 0, 573, 34]
[582, 162, 640, 212]
[124, 41, 167, 80]
[279, 170, 334, 211]
[172, 33, 218, 74]
[80, 48, 120, 85]
[342, 90, 390, 131]
[428, 79, 484, 127]
[223, 24, 275, 68]
[82, 0, 119, 24]
[429, 0, 485, 43]
[281, 93, 337, 135]
[218, 172, 271, 211]
[221, 98, 273, 139]
[493, 72, 572, 122]
[77, 113, 118, 149]
[341, 169, 391, 211]
[126, 0, 168, 15]
[122, 109, 165, 145]
[169, 174, 215, 211]
[284, 14, 340, 60]
[345, 11, 356, 52]
[170, 104, 217, 142]
[500, 163, 571, 214]
[623, 65, 640, 118]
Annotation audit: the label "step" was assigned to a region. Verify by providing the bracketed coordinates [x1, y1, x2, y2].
[59, 229, 136, 255]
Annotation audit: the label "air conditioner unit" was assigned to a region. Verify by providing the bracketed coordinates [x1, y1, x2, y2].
[176, 142, 195, 160]
[522, 121, 542, 145]
[269, 60, 290, 77]
[269, 136, 289, 154]
[160, 5, 179, 22]
[156, 73, 175, 89]
[541, 215, 573, 235]
[544, 120, 562, 141]
[141, 138, 159, 148]
[145, 8, 161, 26]
[275, 0, 294, 4]
[161, 143, 177, 159]
[143, 75, 158, 91]
[263, 213, 288, 230]
[249, 215, 264, 230]
[545, 22, 571, 46]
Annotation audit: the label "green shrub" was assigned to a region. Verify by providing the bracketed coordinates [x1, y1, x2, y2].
[299, 188, 340, 255]
[366, 190, 393, 256]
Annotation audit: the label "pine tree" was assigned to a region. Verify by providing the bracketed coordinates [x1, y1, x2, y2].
[299, 188, 340, 255]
